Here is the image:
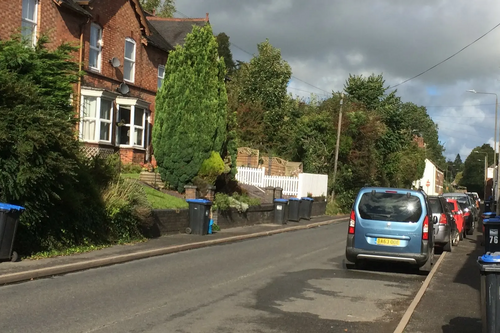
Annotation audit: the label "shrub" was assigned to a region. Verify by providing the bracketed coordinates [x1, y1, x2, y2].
[102, 178, 151, 242]
[198, 151, 225, 185]
[120, 163, 143, 174]
[213, 192, 261, 213]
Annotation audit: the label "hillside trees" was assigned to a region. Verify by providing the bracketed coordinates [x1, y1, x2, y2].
[153, 24, 228, 192]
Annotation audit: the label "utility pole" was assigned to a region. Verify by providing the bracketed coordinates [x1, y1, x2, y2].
[332, 92, 344, 200]
[484, 154, 488, 201]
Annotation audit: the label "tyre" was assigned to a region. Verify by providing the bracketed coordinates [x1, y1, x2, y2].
[419, 250, 434, 273]
[459, 228, 464, 241]
[443, 232, 453, 252]
[185, 227, 192, 234]
[467, 227, 474, 235]
[10, 251, 19, 262]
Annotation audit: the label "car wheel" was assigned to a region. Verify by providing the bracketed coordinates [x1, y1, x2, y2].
[419, 250, 433, 273]
[467, 227, 474, 235]
[444, 232, 453, 252]
[459, 228, 464, 241]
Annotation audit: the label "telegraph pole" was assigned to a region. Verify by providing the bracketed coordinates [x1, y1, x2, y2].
[332, 92, 344, 200]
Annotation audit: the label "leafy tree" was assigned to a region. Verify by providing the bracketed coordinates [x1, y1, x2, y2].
[216, 32, 236, 75]
[453, 154, 464, 174]
[153, 24, 228, 192]
[460, 144, 494, 196]
[0, 36, 113, 253]
[239, 39, 292, 111]
[140, 0, 175, 17]
[344, 74, 388, 111]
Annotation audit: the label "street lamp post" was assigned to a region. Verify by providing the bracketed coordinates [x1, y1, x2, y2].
[468, 90, 499, 213]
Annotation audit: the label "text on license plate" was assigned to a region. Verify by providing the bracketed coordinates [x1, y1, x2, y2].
[376, 238, 400, 246]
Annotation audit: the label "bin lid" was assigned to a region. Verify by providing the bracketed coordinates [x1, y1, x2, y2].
[479, 253, 500, 263]
[484, 217, 500, 224]
[289, 198, 301, 201]
[186, 199, 212, 205]
[301, 197, 314, 201]
[274, 198, 288, 203]
[483, 212, 496, 216]
[0, 203, 25, 213]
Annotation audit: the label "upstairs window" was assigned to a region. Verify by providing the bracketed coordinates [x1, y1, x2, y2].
[22, 0, 38, 46]
[157, 65, 165, 88]
[89, 24, 102, 71]
[124, 38, 136, 82]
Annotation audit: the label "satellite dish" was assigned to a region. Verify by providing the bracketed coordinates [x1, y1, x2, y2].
[110, 57, 121, 68]
[118, 83, 129, 95]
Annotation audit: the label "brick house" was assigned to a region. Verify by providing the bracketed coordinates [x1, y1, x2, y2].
[1, 0, 209, 165]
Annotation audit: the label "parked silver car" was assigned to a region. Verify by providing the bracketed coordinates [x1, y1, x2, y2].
[428, 195, 458, 252]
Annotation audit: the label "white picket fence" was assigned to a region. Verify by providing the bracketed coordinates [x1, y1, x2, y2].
[236, 167, 328, 197]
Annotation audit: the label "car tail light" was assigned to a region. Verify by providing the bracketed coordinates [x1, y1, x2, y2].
[422, 216, 429, 240]
[348, 210, 355, 234]
[439, 213, 447, 224]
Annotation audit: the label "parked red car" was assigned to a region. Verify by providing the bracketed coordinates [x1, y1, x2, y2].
[446, 199, 466, 240]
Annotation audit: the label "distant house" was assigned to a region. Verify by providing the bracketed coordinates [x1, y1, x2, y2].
[413, 159, 444, 195]
[1, 0, 210, 165]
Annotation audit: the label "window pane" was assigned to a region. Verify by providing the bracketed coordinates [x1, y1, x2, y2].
[429, 198, 442, 214]
[134, 108, 143, 126]
[83, 97, 97, 118]
[89, 49, 99, 68]
[158, 66, 165, 78]
[118, 126, 129, 145]
[134, 128, 143, 146]
[125, 40, 135, 60]
[123, 60, 133, 81]
[358, 192, 423, 222]
[100, 122, 110, 141]
[118, 107, 131, 124]
[90, 25, 99, 47]
[100, 100, 112, 120]
[157, 78, 163, 88]
[82, 120, 96, 141]
[21, 21, 34, 43]
[22, 0, 36, 21]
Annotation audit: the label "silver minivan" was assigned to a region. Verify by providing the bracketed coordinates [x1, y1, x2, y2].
[428, 195, 458, 252]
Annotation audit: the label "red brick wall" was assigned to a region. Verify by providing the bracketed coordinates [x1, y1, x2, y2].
[0, 1, 22, 40]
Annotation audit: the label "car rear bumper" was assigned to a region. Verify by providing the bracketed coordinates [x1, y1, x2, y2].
[434, 224, 451, 244]
[345, 236, 430, 266]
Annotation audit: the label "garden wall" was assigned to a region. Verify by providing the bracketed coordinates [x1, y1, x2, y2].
[141, 199, 327, 238]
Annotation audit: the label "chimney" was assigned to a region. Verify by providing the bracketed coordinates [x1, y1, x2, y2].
[152, 9, 156, 15]
[206, 12, 209, 21]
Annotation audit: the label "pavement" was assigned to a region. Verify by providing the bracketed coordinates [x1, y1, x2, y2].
[0, 214, 346, 285]
[402, 220, 484, 333]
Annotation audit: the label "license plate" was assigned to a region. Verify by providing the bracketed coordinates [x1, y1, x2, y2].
[376, 238, 400, 246]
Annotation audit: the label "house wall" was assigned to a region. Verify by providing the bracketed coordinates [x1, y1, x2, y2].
[413, 159, 442, 196]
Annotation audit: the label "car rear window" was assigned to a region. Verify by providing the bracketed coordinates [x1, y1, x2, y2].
[358, 192, 423, 222]
[447, 202, 455, 211]
[429, 198, 443, 214]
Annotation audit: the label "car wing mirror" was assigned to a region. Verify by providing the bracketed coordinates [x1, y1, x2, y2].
[432, 216, 438, 224]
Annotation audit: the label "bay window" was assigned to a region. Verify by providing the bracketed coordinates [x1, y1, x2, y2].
[80, 93, 114, 143]
[116, 98, 149, 149]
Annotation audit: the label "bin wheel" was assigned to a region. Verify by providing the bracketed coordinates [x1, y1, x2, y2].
[11, 251, 19, 262]
[185, 227, 192, 234]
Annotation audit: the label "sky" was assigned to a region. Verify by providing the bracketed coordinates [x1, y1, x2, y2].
[176, 0, 500, 162]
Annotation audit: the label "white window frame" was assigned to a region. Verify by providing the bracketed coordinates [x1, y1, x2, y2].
[89, 23, 102, 72]
[116, 97, 150, 149]
[21, 0, 38, 47]
[157, 65, 165, 89]
[124, 38, 136, 83]
[80, 89, 117, 144]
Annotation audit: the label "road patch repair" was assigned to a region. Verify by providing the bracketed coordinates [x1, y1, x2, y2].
[0, 216, 347, 285]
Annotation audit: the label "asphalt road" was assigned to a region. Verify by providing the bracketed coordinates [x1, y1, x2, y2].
[0, 221, 428, 333]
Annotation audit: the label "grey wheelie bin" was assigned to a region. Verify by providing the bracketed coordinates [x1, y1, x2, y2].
[274, 199, 288, 224]
[186, 199, 212, 235]
[478, 253, 500, 333]
[484, 217, 500, 253]
[288, 198, 301, 222]
[0, 203, 25, 262]
[299, 197, 314, 220]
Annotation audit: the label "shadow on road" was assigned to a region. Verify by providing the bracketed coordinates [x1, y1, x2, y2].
[441, 316, 481, 333]
[451, 217, 484, 292]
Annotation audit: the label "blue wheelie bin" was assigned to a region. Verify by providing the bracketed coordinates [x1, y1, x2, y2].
[299, 197, 314, 220]
[483, 217, 500, 253]
[478, 253, 500, 333]
[273, 199, 288, 225]
[0, 203, 25, 262]
[186, 199, 212, 235]
[288, 198, 301, 222]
